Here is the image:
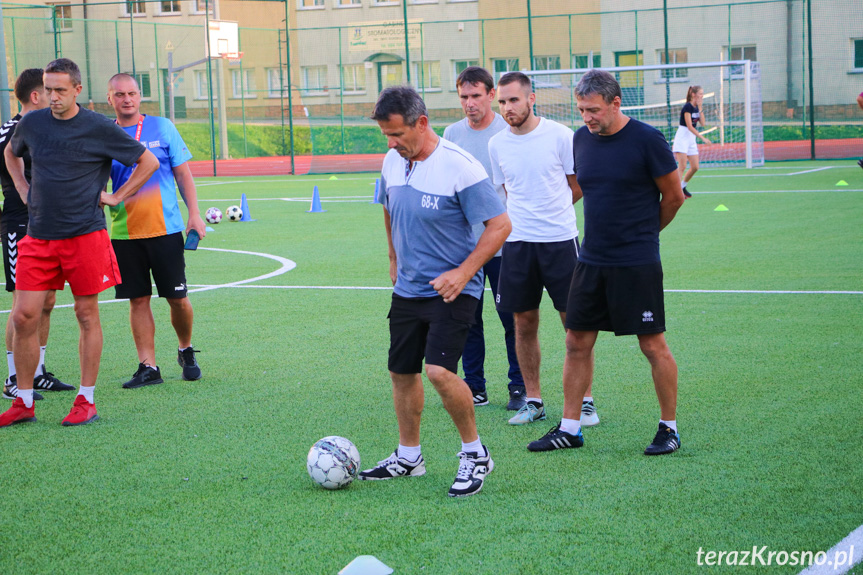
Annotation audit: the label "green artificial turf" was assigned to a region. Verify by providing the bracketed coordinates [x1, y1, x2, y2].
[1, 161, 861, 574]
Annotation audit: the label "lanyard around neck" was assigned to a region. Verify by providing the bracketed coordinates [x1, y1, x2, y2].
[116, 114, 145, 142]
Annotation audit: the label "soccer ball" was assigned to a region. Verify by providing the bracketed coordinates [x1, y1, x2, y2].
[226, 205, 243, 221]
[205, 207, 222, 224]
[307, 436, 360, 490]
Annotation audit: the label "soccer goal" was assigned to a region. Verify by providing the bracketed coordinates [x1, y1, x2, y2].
[525, 60, 764, 168]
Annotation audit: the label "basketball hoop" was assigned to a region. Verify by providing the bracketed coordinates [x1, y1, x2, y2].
[220, 51, 244, 65]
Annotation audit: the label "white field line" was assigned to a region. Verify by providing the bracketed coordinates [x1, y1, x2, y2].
[787, 166, 834, 175]
[685, 188, 863, 194]
[798, 524, 863, 575]
[0, 247, 296, 314]
[197, 177, 376, 186]
[184, 285, 863, 295]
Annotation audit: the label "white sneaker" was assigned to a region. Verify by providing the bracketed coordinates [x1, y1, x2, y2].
[448, 446, 493, 497]
[581, 400, 600, 427]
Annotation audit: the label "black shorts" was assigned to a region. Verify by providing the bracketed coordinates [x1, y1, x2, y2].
[112, 232, 187, 299]
[1, 220, 27, 292]
[496, 239, 579, 313]
[565, 261, 666, 336]
[388, 293, 478, 374]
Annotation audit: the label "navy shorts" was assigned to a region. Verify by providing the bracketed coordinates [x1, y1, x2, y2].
[496, 239, 579, 313]
[112, 232, 187, 299]
[565, 261, 666, 336]
[388, 293, 477, 374]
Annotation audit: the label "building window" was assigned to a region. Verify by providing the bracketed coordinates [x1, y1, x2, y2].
[267, 68, 288, 97]
[298, 0, 324, 7]
[194, 70, 215, 100]
[132, 72, 152, 99]
[301, 66, 328, 95]
[453, 59, 478, 79]
[532, 55, 560, 72]
[341, 64, 366, 93]
[48, 3, 72, 30]
[337, 0, 360, 5]
[123, 0, 145, 16]
[158, 0, 181, 14]
[854, 39, 863, 69]
[572, 52, 600, 69]
[726, 45, 756, 78]
[412, 61, 441, 90]
[231, 69, 256, 98]
[193, 0, 213, 14]
[657, 48, 688, 80]
[492, 58, 519, 77]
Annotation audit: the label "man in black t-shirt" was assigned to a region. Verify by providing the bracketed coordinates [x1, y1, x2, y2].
[527, 69, 686, 456]
[0, 69, 74, 402]
[0, 58, 158, 428]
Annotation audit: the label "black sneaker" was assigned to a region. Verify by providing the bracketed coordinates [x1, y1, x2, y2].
[527, 423, 584, 452]
[122, 363, 163, 389]
[178, 347, 202, 381]
[359, 451, 426, 480]
[33, 367, 75, 391]
[644, 423, 680, 455]
[448, 446, 493, 497]
[506, 386, 526, 411]
[682, 186, 692, 198]
[471, 390, 488, 406]
[2, 376, 44, 401]
[858, 158, 863, 170]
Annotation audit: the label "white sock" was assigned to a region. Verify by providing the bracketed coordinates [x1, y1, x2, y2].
[660, 419, 677, 432]
[681, 180, 687, 189]
[583, 396, 593, 404]
[397, 444, 421, 463]
[461, 438, 484, 455]
[560, 418, 581, 434]
[19, 388, 33, 408]
[6, 350, 15, 378]
[37, 347, 46, 375]
[526, 397, 543, 406]
[78, 385, 95, 404]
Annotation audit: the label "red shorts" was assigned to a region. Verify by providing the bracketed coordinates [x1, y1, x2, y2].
[16, 229, 122, 296]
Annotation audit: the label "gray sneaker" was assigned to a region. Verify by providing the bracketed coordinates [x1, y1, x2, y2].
[508, 401, 546, 425]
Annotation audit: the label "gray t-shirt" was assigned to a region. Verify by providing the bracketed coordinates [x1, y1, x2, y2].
[11, 107, 146, 240]
[443, 113, 508, 254]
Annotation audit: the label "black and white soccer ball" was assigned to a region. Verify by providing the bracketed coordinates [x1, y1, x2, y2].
[226, 205, 243, 221]
[307, 436, 360, 490]
[205, 207, 222, 224]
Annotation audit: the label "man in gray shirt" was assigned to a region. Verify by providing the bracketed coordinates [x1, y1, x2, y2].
[443, 66, 525, 412]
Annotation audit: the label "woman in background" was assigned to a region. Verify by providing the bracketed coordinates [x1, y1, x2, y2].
[672, 85, 711, 198]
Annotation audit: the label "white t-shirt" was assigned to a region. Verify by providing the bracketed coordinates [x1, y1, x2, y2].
[488, 117, 577, 243]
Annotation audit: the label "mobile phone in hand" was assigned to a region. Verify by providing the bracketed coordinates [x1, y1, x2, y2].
[184, 229, 200, 250]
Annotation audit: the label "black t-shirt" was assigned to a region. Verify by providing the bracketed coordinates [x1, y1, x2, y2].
[0, 114, 29, 224]
[10, 106, 146, 240]
[573, 118, 678, 266]
[679, 102, 701, 127]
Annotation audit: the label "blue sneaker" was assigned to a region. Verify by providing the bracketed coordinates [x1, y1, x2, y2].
[527, 423, 584, 452]
[644, 423, 680, 455]
[507, 401, 545, 425]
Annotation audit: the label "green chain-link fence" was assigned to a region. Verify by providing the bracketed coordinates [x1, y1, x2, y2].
[2, 0, 861, 174]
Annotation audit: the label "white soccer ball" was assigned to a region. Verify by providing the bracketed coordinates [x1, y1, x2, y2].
[307, 436, 360, 490]
[205, 207, 222, 224]
[226, 205, 243, 221]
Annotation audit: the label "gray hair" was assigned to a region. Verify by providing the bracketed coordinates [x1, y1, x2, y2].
[575, 69, 621, 104]
[371, 85, 428, 126]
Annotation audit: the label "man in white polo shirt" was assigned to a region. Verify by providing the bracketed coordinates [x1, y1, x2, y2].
[488, 71, 597, 427]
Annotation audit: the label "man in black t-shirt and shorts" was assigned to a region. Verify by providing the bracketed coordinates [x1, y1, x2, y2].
[527, 70, 686, 456]
[0, 58, 158, 428]
[0, 69, 75, 402]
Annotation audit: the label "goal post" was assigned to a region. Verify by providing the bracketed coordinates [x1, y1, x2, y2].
[524, 60, 764, 168]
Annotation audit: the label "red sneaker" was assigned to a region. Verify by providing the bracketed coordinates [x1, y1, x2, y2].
[0, 397, 36, 427]
[61, 395, 99, 426]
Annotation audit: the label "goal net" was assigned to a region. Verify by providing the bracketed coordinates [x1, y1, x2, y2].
[525, 60, 764, 168]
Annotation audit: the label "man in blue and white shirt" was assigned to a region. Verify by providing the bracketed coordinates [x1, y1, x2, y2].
[358, 86, 510, 498]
